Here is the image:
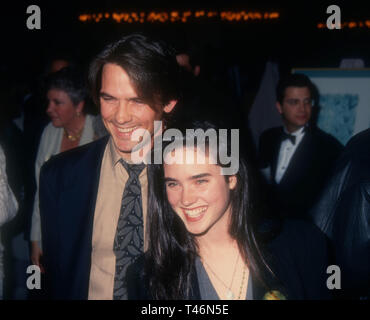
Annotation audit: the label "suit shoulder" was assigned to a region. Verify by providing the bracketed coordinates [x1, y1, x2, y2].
[261, 127, 282, 138]
[346, 128, 370, 147]
[42, 136, 109, 176]
[313, 128, 343, 149]
[269, 219, 327, 251]
[266, 219, 331, 300]
[259, 127, 282, 146]
[343, 128, 370, 159]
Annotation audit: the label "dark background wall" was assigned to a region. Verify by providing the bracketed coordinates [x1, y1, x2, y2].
[2, 1, 370, 102]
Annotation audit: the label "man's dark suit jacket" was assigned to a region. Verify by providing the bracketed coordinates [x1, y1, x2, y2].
[258, 126, 343, 219]
[127, 220, 332, 300]
[310, 129, 370, 299]
[39, 136, 110, 299]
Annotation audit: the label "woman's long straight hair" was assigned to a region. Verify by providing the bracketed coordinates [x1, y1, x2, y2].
[146, 120, 278, 299]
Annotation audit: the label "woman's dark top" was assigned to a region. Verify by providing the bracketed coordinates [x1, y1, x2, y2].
[194, 256, 254, 299]
[127, 219, 332, 300]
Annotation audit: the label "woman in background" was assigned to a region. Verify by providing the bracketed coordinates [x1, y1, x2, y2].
[30, 67, 98, 271]
[0, 146, 18, 299]
[128, 120, 331, 300]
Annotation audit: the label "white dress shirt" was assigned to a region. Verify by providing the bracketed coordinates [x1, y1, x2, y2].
[275, 126, 306, 184]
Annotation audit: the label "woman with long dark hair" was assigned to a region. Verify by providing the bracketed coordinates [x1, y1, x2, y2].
[128, 120, 331, 300]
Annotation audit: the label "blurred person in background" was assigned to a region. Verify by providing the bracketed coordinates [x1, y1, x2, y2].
[0, 71, 26, 300]
[30, 66, 98, 273]
[310, 128, 370, 299]
[258, 74, 343, 220]
[0, 146, 18, 299]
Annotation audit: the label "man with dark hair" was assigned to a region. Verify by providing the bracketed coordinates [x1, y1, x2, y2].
[39, 33, 179, 299]
[175, 43, 203, 77]
[258, 73, 343, 220]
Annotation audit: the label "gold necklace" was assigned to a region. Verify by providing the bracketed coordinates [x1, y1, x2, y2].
[237, 267, 247, 300]
[201, 253, 239, 300]
[64, 129, 83, 142]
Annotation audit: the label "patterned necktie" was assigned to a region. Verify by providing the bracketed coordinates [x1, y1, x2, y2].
[113, 159, 146, 300]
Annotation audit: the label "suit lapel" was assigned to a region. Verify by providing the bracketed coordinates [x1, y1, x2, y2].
[278, 129, 313, 186]
[80, 136, 110, 297]
[58, 136, 109, 298]
[271, 128, 284, 181]
[86, 137, 110, 233]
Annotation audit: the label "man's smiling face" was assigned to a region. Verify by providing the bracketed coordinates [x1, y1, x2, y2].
[100, 63, 175, 160]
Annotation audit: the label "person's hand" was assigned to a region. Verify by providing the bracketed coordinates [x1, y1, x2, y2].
[31, 241, 45, 273]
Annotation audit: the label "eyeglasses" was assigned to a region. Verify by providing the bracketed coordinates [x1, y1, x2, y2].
[284, 98, 313, 107]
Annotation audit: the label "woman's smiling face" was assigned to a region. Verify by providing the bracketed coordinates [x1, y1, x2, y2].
[164, 147, 236, 236]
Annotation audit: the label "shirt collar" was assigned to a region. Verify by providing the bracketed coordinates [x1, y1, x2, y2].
[108, 137, 122, 168]
[107, 137, 147, 176]
[283, 125, 306, 137]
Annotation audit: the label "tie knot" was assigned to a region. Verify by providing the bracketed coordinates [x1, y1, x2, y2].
[281, 132, 296, 145]
[120, 159, 146, 177]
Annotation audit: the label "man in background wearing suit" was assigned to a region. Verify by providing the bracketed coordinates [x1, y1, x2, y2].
[258, 73, 343, 220]
[310, 128, 370, 299]
[38, 33, 179, 299]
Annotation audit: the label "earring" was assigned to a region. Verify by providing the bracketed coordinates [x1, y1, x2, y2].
[76, 111, 81, 117]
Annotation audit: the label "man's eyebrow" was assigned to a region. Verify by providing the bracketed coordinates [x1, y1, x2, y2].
[190, 173, 211, 180]
[99, 92, 117, 99]
[99, 93, 143, 103]
[127, 97, 144, 103]
[164, 177, 178, 183]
